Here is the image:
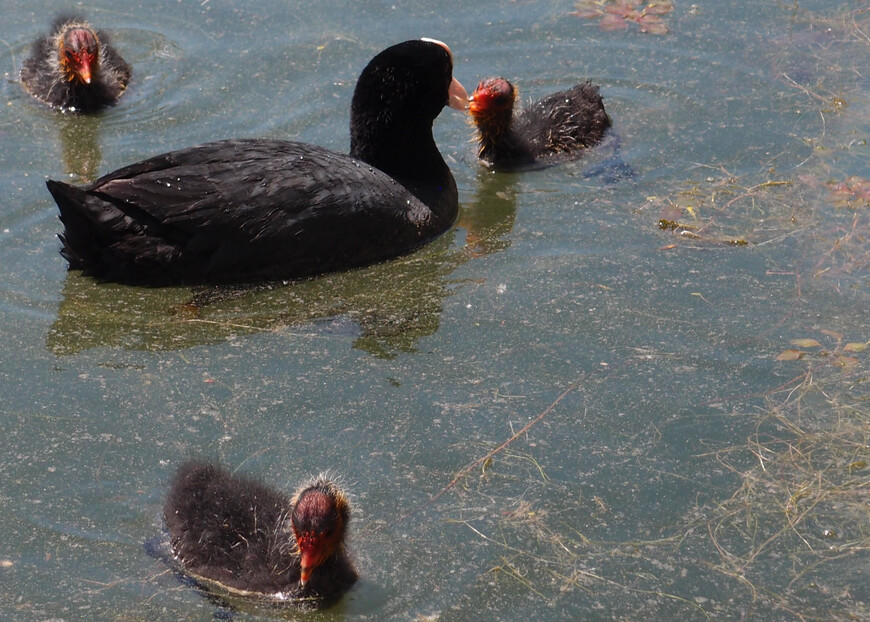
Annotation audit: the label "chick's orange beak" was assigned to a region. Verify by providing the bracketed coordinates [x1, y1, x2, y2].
[468, 91, 482, 116]
[78, 58, 92, 84]
[299, 554, 315, 585]
[297, 533, 327, 586]
[64, 50, 94, 85]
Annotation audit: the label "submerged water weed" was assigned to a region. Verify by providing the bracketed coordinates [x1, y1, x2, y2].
[441, 337, 868, 619]
[702, 336, 870, 620]
[768, 4, 870, 110]
[636, 5, 869, 256]
[644, 173, 796, 249]
[640, 166, 870, 300]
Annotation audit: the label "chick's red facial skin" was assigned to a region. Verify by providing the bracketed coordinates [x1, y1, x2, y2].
[61, 28, 98, 84]
[292, 486, 345, 585]
[470, 78, 515, 117]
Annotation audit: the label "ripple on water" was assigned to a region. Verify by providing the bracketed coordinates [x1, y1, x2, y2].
[93, 27, 186, 131]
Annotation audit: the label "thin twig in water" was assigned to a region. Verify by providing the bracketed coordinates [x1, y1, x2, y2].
[0, 38, 17, 77]
[400, 377, 585, 520]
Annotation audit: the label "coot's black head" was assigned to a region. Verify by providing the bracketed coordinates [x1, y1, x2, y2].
[55, 19, 100, 85]
[469, 77, 517, 122]
[290, 477, 351, 585]
[349, 38, 467, 166]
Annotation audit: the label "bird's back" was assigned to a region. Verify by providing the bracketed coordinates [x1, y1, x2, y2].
[517, 82, 612, 157]
[50, 139, 435, 284]
[164, 461, 298, 594]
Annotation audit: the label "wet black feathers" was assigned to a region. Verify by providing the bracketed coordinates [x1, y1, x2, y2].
[47, 40, 458, 284]
[163, 461, 357, 603]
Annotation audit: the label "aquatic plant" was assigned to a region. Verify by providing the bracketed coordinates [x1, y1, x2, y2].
[572, 0, 675, 35]
[826, 176, 870, 207]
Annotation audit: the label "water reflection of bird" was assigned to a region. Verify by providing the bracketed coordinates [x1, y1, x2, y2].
[47, 171, 519, 358]
[457, 169, 518, 259]
[469, 77, 611, 171]
[46, 39, 468, 285]
[46, 254, 452, 358]
[56, 114, 102, 183]
[164, 461, 357, 607]
[20, 15, 131, 113]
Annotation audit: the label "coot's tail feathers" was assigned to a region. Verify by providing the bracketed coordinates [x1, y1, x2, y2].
[47, 178, 143, 275]
[49, 179, 101, 268]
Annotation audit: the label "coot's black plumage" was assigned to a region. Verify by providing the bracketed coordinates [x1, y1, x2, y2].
[46, 39, 466, 285]
[20, 15, 131, 113]
[164, 461, 357, 605]
[469, 77, 611, 170]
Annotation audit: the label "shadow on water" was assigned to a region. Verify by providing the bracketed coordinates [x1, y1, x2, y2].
[46, 170, 519, 358]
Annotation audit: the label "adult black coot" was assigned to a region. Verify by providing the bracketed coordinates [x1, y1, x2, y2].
[20, 15, 131, 113]
[46, 39, 467, 285]
[469, 77, 611, 170]
[164, 461, 357, 605]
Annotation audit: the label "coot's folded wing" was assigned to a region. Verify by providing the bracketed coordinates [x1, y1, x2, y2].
[50, 139, 431, 283]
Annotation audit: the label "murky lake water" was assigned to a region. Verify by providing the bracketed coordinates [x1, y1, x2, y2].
[1, 1, 868, 620]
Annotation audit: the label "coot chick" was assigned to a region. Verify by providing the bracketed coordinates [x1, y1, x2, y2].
[20, 15, 131, 113]
[469, 77, 611, 170]
[46, 39, 467, 285]
[164, 461, 357, 605]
